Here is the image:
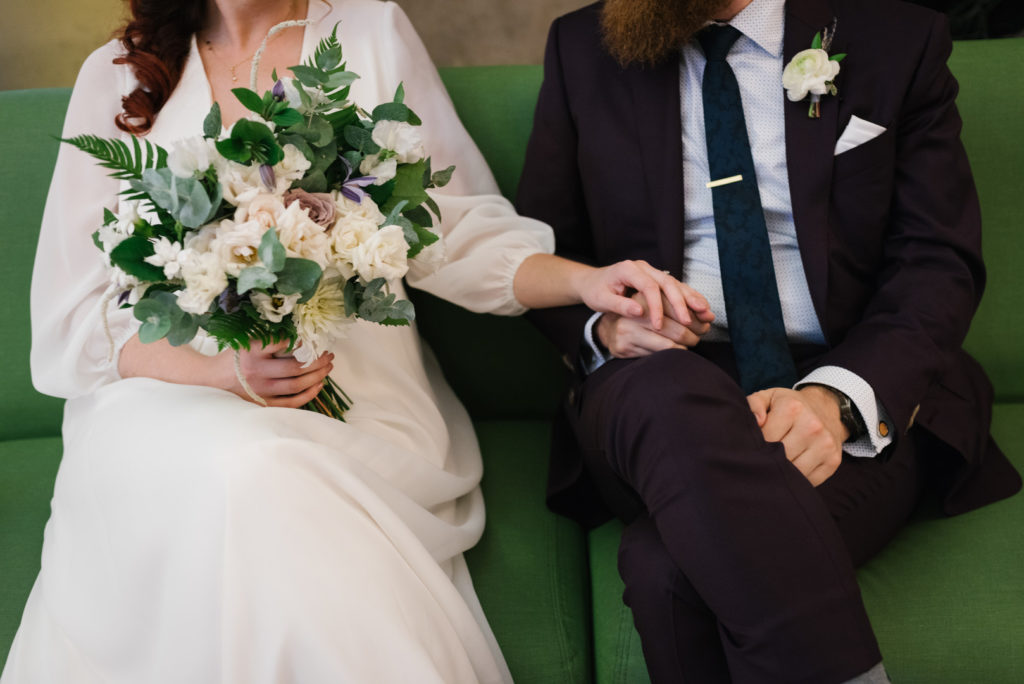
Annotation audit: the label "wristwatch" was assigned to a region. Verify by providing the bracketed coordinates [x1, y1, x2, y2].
[812, 385, 866, 441]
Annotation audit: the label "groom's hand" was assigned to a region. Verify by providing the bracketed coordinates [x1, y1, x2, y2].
[746, 386, 848, 486]
[596, 285, 714, 359]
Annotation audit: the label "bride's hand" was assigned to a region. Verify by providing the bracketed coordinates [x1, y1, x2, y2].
[575, 259, 712, 331]
[226, 340, 334, 408]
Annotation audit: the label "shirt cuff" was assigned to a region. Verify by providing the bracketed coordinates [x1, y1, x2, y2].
[796, 366, 894, 458]
[581, 311, 610, 375]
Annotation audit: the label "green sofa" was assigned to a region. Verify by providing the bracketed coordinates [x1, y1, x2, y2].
[2, 37, 1022, 683]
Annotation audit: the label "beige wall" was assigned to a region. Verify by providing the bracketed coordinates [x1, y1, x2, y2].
[0, 0, 587, 91]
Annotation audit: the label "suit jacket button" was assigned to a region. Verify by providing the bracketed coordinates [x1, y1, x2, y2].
[878, 421, 890, 438]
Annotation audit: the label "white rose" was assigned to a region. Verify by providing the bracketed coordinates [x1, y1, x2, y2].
[218, 161, 264, 207]
[352, 224, 409, 282]
[215, 218, 267, 277]
[359, 153, 398, 185]
[250, 291, 302, 323]
[183, 224, 219, 253]
[236, 193, 286, 229]
[167, 136, 219, 178]
[782, 48, 841, 102]
[275, 200, 331, 268]
[328, 213, 379, 279]
[332, 191, 386, 224]
[177, 250, 229, 314]
[370, 120, 425, 164]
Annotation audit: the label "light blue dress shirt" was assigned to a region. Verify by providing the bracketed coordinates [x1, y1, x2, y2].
[583, 0, 892, 457]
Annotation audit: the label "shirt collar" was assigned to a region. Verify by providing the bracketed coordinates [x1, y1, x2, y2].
[715, 0, 786, 58]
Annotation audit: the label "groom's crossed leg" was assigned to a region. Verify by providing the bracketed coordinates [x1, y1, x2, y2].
[572, 349, 922, 683]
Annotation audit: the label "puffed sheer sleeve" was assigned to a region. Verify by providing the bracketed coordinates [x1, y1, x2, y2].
[368, 2, 555, 315]
[30, 42, 140, 399]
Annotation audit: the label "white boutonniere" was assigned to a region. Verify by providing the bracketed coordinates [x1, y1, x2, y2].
[783, 20, 846, 118]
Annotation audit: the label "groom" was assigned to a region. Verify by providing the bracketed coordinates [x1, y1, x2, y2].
[517, 0, 1021, 682]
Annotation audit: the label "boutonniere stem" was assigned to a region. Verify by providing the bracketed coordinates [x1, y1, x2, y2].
[782, 18, 846, 119]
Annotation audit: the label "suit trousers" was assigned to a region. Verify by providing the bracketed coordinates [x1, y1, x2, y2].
[570, 345, 924, 684]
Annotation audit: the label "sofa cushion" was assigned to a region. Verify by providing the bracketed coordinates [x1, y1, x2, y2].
[468, 420, 592, 683]
[0, 436, 63, 671]
[588, 402, 1024, 683]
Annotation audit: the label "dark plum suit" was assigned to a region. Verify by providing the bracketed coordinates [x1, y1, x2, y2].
[515, 0, 1021, 681]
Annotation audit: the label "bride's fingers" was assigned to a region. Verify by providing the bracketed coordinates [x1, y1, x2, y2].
[266, 361, 334, 398]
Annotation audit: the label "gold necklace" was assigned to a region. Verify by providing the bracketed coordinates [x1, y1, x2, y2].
[202, 0, 299, 83]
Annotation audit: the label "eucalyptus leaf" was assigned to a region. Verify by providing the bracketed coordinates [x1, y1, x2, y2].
[258, 229, 287, 272]
[403, 205, 433, 228]
[134, 297, 172, 343]
[276, 258, 323, 297]
[131, 168, 215, 229]
[371, 102, 413, 123]
[204, 102, 223, 137]
[238, 266, 278, 295]
[393, 83, 405, 104]
[316, 44, 343, 70]
[295, 170, 328, 193]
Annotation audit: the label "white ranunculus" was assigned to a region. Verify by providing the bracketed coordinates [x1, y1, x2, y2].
[167, 136, 219, 178]
[215, 218, 267, 277]
[144, 236, 187, 279]
[176, 250, 228, 314]
[292, 276, 352, 366]
[359, 153, 398, 185]
[782, 48, 841, 102]
[352, 224, 409, 282]
[371, 120, 425, 164]
[275, 200, 331, 268]
[250, 291, 302, 323]
[183, 224, 219, 254]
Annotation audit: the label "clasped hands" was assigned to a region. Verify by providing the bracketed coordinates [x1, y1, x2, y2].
[588, 259, 846, 486]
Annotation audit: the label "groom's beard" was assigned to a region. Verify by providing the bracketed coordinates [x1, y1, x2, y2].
[600, 0, 729, 67]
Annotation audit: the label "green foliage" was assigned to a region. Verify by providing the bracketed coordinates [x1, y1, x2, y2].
[215, 119, 284, 165]
[203, 102, 222, 138]
[133, 291, 199, 346]
[62, 134, 168, 181]
[205, 304, 295, 352]
[812, 32, 823, 50]
[344, 277, 415, 326]
[381, 160, 430, 213]
[237, 266, 277, 295]
[430, 165, 455, 188]
[130, 168, 219, 229]
[109, 235, 165, 281]
[276, 258, 322, 300]
[259, 229, 286, 272]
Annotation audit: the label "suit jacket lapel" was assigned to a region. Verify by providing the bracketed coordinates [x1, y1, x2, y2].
[784, 0, 840, 334]
[625, 58, 686, 277]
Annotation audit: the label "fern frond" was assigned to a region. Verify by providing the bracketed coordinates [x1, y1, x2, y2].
[62, 134, 168, 181]
[205, 306, 295, 351]
[307, 24, 341, 69]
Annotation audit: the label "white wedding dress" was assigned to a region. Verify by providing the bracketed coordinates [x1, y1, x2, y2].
[1, 1, 553, 682]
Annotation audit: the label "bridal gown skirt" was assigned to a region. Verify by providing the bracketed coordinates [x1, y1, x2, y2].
[2, 344, 512, 683]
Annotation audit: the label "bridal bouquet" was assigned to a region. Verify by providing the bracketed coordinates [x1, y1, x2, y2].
[65, 27, 453, 420]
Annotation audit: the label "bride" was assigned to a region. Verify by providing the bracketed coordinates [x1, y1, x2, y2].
[2, 0, 704, 682]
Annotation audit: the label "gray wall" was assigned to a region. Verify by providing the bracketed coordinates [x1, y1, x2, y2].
[0, 0, 587, 91]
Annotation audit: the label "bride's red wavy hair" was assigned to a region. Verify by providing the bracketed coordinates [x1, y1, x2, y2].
[113, 0, 206, 135]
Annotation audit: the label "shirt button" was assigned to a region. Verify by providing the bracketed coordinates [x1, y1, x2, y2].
[878, 421, 890, 438]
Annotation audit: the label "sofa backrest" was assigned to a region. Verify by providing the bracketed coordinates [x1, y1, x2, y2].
[0, 88, 68, 441]
[1, 39, 1021, 439]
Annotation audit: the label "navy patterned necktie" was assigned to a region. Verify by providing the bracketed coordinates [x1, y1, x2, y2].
[699, 24, 797, 393]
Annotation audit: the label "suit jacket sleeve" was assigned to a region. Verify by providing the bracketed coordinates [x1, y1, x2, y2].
[815, 12, 985, 440]
[517, 18, 598, 363]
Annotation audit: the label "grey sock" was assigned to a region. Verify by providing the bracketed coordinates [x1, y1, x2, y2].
[842, 662, 891, 684]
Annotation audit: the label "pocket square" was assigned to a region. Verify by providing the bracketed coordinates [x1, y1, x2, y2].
[834, 116, 887, 156]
